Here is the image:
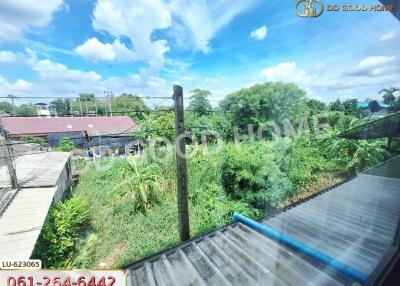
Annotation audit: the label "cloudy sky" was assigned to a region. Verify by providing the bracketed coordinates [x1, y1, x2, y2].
[0, 0, 399, 106]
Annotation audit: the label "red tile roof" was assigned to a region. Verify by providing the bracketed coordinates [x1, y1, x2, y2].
[0, 116, 139, 137]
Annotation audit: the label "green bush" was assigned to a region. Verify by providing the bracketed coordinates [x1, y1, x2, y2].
[55, 138, 75, 152]
[278, 138, 332, 187]
[20, 135, 48, 147]
[32, 195, 89, 268]
[220, 142, 293, 211]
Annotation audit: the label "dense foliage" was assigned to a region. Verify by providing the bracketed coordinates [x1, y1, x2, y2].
[32, 196, 90, 268]
[34, 81, 398, 269]
[220, 138, 335, 211]
[188, 88, 212, 116]
[220, 82, 307, 132]
[55, 138, 76, 152]
[48, 150, 259, 268]
[20, 135, 48, 147]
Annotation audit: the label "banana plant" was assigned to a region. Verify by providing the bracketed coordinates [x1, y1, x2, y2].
[318, 127, 391, 171]
[112, 156, 162, 213]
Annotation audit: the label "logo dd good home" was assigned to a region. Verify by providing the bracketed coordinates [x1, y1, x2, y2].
[295, 0, 324, 17]
[295, 0, 397, 17]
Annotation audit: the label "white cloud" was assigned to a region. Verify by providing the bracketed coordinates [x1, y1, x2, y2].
[170, 0, 256, 52]
[75, 37, 138, 62]
[0, 51, 18, 63]
[0, 0, 64, 42]
[89, 0, 171, 71]
[261, 62, 311, 84]
[0, 76, 34, 95]
[358, 56, 396, 69]
[379, 30, 396, 42]
[345, 55, 399, 77]
[0, 50, 170, 101]
[33, 59, 102, 82]
[75, 38, 116, 61]
[76, 0, 255, 70]
[250, 26, 267, 40]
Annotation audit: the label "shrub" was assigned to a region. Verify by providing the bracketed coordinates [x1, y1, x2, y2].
[32, 195, 89, 268]
[277, 138, 331, 188]
[20, 135, 48, 147]
[220, 142, 292, 211]
[55, 138, 75, 152]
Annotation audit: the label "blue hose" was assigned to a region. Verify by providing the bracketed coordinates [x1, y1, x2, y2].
[232, 212, 368, 284]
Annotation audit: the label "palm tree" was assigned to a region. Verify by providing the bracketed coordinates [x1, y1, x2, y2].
[380, 87, 400, 108]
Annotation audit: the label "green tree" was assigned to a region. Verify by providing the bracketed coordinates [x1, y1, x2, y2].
[79, 93, 95, 101]
[221, 82, 306, 133]
[186, 112, 232, 142]
[50, 99, 71, 116]
[136, 111, 175, 142]
[380, 87, 399, 109]
[112, 94, 150, 122]
[329, 99, 344, 112]
[0, 101, 13, 114]
[343, 99, 362, 118]
[306, 99, 326, 115]
[188, 88, 212, 116]
[55, 138, 75, 152]
[16, 104, 36, 116]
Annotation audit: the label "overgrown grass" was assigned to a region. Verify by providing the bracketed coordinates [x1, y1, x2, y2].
[35, 137, 361, 269]
[54, 147, 259, 268]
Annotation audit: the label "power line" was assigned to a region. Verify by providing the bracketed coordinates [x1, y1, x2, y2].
[183, 97, 223, 103]
[0, 95, 172, 100]
[0, 108, 175, 118]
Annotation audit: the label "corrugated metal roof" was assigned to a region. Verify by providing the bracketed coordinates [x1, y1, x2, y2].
[0, 152, 71, 188]
[126, 157, 400, 285]
[0, 152, 71, 260]
[0, 116, 139, 137]
[340, 112, 400, 139]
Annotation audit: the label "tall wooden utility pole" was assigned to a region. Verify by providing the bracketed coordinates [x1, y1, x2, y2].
[68, 98, 72, 116]
[8, 95, 16, 116]
[85, 98, 89, 115]
[0, 125, 18, 189]
[173, 85, 190, 242]
[109, 92, 113, 116]
[104, 91, 113, 116]
[79, 97, 83, 116]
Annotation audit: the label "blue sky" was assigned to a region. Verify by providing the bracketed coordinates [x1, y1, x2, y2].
[0, 0, 399, 107]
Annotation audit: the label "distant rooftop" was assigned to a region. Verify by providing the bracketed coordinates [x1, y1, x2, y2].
[341, 112, 400, 139]
[357, 102, 389, 110]
[0, 116, 139, 137]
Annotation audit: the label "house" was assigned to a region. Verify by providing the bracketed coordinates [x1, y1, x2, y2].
[35, 103, 57, 117]
[0, 116, 140, 150]
[357, 101, 389, 118]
